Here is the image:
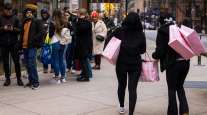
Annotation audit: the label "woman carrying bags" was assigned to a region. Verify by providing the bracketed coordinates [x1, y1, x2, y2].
[152, 16, 190, 115]
[112, 12, 146, 115]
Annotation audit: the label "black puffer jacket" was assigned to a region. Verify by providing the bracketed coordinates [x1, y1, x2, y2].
[0, 15, 21, 47]
[152, 23, 186, 72]
[74, 18, 93, 59]
[114, 12, 146, 72]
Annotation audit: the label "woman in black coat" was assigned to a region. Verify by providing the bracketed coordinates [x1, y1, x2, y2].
[152, 17, 190, 115]
[113, 12, 146, 115]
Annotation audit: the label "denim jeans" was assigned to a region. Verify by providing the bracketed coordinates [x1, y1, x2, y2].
[80, 57, 92, 78]
[51, 42, 67, 78]
[23, 48, 39, 85]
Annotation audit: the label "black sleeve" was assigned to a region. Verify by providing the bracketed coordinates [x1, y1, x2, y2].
[33, 19, 44, 47]
[152, 28, 168, 59]
[49, 22, 55, 38]
[13, 17, 21, 34]
[138, 31, 146, 54]
[104, 27, 122, 49]
[0, 16, 4, 33]
[88, 22, 93, 54]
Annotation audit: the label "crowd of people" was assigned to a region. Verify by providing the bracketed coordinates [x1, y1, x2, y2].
[0, 3, 190, 115]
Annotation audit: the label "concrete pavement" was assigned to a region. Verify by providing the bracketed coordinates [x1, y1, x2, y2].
[0, 40, 207, 115]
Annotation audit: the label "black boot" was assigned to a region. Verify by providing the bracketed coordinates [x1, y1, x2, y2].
[17, 78, 24, 86]
[24, 82, 32, 88]
[4, 78, 11, 86]
[77, 77, 89, 82]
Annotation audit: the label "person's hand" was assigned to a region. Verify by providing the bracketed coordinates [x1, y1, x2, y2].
[4, 25, 8, 30]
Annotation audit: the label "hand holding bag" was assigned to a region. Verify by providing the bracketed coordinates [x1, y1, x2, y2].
[140, 53, 160, 82]
[102, 37, 121, 65]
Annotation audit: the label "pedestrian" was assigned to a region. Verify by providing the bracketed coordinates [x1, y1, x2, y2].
[112, 12, 146, 115]
[91, 11, 107, 70]
[40, 8, 53, 73]
[75, 8, 93, 81]
[64, 10, 77, 74]
[0, 3, 23, 86]
[152, 16, 190, 115]
[49, 9, 71, 84]
[20, 7, 44, 89]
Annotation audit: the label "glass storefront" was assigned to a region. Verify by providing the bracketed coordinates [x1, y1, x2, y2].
[176, 0, 207, 33]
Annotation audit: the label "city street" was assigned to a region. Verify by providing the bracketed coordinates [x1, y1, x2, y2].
[0, 33, 207, 115]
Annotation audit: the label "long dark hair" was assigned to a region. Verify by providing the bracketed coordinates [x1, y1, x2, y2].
[122, 12, 143, 32]
[52, 9, 65, 35]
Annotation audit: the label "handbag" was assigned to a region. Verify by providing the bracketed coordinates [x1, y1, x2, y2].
[140, 53, 160, 82]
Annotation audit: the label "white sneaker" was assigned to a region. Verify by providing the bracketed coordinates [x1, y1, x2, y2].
[57, 79, 61, 84]
[119, 107, 125, 114]
[71, 69, 76, 74]
[61, 78, 67, 83]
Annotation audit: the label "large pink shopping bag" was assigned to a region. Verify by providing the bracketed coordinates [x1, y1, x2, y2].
[169, 25, 194, 59]
[140, 54, 159, 82]
[179, 25, 206, 55]
[102, 37, 121, 65]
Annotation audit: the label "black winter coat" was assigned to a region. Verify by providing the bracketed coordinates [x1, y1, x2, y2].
[114, 27, 146, 72]
[20, 18, 44, 49]
[75, 18, 93, 59]
[152, 23, 187, 72]
[0, 15, 21, 47]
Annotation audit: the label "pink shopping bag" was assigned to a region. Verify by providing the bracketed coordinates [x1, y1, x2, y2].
[140, 54, 159, 82]
[179, 25, 206, 55]
[102, 37, 121, 65]
[169, 25, 194, 59]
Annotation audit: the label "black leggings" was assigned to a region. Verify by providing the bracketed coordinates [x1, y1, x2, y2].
[95, 54, 101, 66]
[116, 66, 141, 115]
[166, 60, 190, 115]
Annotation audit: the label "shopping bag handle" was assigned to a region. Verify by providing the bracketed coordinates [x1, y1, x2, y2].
[144, 52, 153, 62]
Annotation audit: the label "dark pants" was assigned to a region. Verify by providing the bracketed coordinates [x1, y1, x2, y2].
[23, 48, 39, 86]
[1, 46, 21, 80]
[166, 60, 190, 115]
[43, 64, 53, 70]
[66, 43, 75, 70]
[94, 54, 101, 66]
[116, 66, 141, 115]
[80, 57, 92, 78]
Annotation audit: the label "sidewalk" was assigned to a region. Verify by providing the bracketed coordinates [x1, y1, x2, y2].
[0, 40, 206, 115]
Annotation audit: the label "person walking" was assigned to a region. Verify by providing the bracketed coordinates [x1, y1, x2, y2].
[20, 8, 44, 89]
[75, 8, 93, 81]
[0, 3, 23, 86]
[91, 11, 107, 70]
[112, 12, 146, 115]
[152, 16, 190, 115]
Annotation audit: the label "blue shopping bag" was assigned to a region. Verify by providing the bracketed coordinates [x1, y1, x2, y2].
[40, 44, 52, 65]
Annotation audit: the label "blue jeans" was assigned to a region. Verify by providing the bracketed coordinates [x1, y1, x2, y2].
[23, 48, 39, 85]
[51, 42, 67, 78]
[80, 57, 92, 78]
